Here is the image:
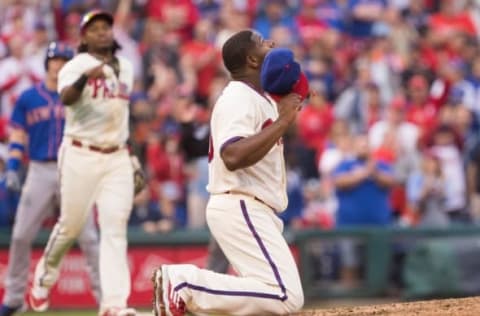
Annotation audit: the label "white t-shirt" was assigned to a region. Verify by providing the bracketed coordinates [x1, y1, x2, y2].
[58, 53, 134, 147]
[207, 81, 288, 211]
[0, 57, 34, 117]
[369, 120, 419, 153]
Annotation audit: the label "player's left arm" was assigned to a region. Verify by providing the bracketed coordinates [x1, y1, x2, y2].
[6, 92, 29, 191]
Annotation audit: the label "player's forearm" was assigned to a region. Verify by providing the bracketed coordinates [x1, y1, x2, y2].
[373, 170, 396, 188]
[7, 129, 26, 170]
[221, 120, 288, 171]
[60, 74, 89, 105]
[333, 172, 365, 189]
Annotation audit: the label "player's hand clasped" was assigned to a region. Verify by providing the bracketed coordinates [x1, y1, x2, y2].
[276, 93, 302, 127]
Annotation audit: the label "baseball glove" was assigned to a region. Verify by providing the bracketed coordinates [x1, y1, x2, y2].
[130, 155, 146, 195]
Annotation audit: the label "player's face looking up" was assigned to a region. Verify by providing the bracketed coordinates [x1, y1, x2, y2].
[248, 32, 275, 70]
[82, 19, 114, 53]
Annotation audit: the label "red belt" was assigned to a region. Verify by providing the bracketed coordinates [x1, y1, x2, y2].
[225, 190, 276, 211]
[71, 139, 120, 154]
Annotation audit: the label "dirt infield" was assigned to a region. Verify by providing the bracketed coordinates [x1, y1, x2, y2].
[296, 296, 480, 316]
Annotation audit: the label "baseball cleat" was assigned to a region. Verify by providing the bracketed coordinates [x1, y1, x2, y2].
[152, 265, 186, 316]
[100, 307, 137, 316]
[28, 286, 50, 312]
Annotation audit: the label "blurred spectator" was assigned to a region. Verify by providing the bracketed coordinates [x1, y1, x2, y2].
[171, 90, 211, 228]
[335, 59, 378, 133]
[428, 0, 476, 39]
[114, 0, 144, 82]
[316, 0, 348, 32]
[23, 22, 51, 82]
[465, 55, 480, 122]
[145, 132, 185, 233]
[346, 0, 387, 38]
[291, 178, 336, 230]
[180, 18, 221, 102]
[404, 74, 438, 144]
[368, 22, 401, 105]
[0, 35, 35, 117]
[147, 0, 200, 42]
[406, 151, 449, 227]
[403, 0, 429, 31]
[57, 12, 82, 47]
[429, 125, 468, 223]
[318, 119, 351, 177]
[304, 56, 335, 101]
[215, 3, 251, 49]
[253, 0, 297, 39]
[297, 86, 334, 179]
[333, 134, 395, 286]
[295, 0, 328, 49]
[369, 97, 420, 219]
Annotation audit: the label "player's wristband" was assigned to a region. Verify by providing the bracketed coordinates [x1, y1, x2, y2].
[6, 157, 20, 171]
[73, 74, 89, 91]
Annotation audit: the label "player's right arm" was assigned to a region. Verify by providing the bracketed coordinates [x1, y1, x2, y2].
[220, 93, 301, 171]
[6, 92, 29, 191]
[59, 59, 106, 105]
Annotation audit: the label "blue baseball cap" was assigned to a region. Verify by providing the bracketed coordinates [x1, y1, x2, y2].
[261, 48, 309, 101]
[45, 41, 74, 69]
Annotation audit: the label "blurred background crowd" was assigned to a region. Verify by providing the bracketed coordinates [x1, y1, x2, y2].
[0, 0, 480, 240]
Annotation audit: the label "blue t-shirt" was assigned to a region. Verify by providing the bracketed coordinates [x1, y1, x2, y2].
[347, 0, 387, 38]
[317, 0, 347, 32]
[10, 83, 65, 161]
[333, 158, 392, 226]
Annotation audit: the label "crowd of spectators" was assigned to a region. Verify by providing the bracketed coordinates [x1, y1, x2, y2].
[1, 0, 480, 237]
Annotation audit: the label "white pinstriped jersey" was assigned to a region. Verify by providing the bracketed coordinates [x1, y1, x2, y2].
[58, 53, 133, 147]
[207, 81, 288, 211]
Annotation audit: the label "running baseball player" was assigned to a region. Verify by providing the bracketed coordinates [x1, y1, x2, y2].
[28, 10, 138, 316]
[152, 32, 308, 316]
[0, 42, 101, 316]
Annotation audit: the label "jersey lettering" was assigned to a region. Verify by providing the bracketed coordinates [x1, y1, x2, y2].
[89, 78, 130, 100]
[26, 104, 64, 125]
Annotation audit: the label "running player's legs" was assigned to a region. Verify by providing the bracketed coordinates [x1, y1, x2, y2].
[165, 194, 304, 315]
[77, 213, 101, 302]
[95, 149, 133, 312]
[3, 162, 57, 307]
[33, 144, 100, 290]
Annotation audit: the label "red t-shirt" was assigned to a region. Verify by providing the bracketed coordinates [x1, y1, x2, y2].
[181, 41, 221, 99]
[406, 101, 438, 131]
[296, 15, 328, 48]
[429, 12, 477, 36]
[297, 104, 334, 151]
[147, 0, 199, 41]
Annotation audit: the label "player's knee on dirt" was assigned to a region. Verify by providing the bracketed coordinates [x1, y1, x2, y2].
[283, 289, 304, 314]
